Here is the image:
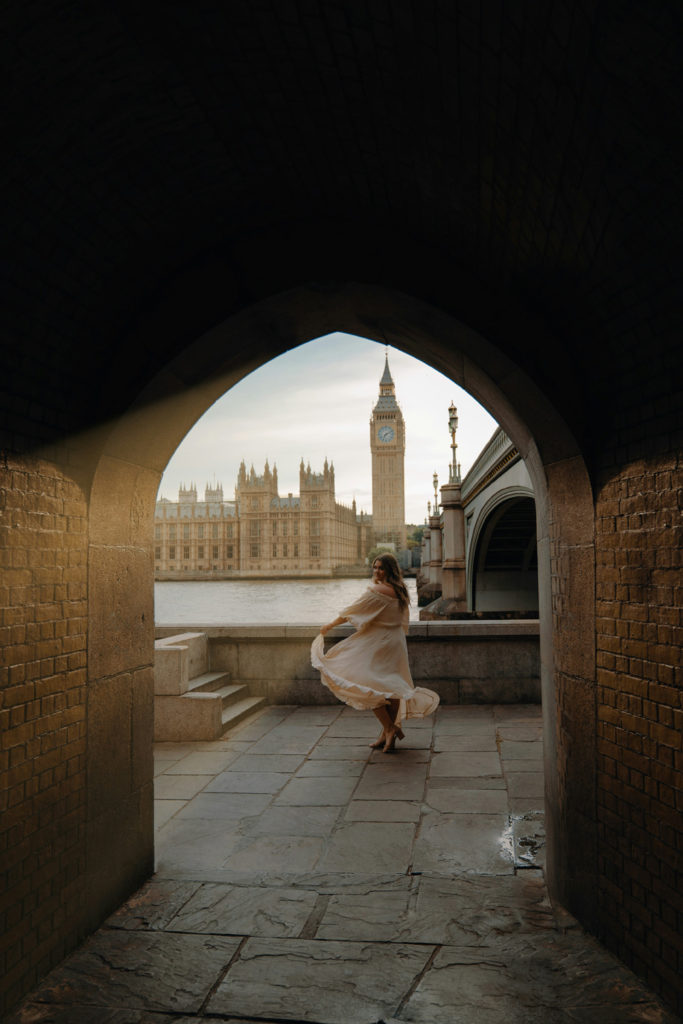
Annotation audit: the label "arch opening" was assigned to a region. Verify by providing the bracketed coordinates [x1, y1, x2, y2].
[84, 283, 595, 932]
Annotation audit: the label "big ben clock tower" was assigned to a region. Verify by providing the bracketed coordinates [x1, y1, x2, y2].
[370, 354, 406, 549]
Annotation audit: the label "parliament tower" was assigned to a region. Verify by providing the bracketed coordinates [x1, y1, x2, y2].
[370, 354, 406, 549]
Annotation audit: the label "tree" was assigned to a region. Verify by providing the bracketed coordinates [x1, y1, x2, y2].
[365, 545, 394, 565]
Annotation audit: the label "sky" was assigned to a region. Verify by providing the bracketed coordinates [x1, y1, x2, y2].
[157, 333, 499, 524]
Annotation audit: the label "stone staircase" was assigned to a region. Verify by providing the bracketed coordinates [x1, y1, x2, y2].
[154, 631, 266, 741]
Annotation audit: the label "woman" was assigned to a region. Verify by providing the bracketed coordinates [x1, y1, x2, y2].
[311, 553, 439, 752]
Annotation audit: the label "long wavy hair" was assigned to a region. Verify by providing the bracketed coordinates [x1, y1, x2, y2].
[373, 552, 410, 610]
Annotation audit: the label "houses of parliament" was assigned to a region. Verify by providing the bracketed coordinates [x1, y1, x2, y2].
[154, 356, 407, 577]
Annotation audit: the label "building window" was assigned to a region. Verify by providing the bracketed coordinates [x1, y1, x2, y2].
[282, 522, 288, 536]
[250, 544, 259, 558]
[310, 543, 320, 557]
[212, 524, 219, 539]
[311, 519, 320, 536]
[155, 546, 161, 559]
[212, 545, 219, 559]
[293, 522, 299, 536]
[283, 544, 288, 557]
[154, 526, 161, 540]
[227, 545, 233, 558]
[198, 525, 204, 539]
[169, 527, 176, 541]
[311, 496, 319, 508]
[198, 546, 204, 559]
[250, 497, 260, 510]
[169, 546, 176, 560]
[294, 545, 299, 557]
[273, 545, 277, 557]
[183, 546, 190, 560]
[227, 524, 233, 538]
[183, 524, 190, 540]
[250, 521, 260, 537]
[272, 521, 277, 535]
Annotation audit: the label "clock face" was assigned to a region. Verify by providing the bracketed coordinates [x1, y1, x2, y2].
[378, 425, 395, 443]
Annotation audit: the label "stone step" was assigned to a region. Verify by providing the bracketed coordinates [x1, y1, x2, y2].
[186, 670, 233, 694]
[221, 695, 267, 732]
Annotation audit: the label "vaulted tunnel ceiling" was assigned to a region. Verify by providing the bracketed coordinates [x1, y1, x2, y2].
[3, 2, 681, 462]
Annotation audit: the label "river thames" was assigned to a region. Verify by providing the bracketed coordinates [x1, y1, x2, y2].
[154, 578, 421, 625]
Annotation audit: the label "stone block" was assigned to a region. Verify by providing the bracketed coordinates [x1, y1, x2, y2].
[87, 674, 133, 817]
[154, 692, 223, 742]
[88, 545, 154, 679]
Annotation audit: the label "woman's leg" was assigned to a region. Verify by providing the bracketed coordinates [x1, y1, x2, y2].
[370, 705, 394, 747]
[386, 699, 404, 738]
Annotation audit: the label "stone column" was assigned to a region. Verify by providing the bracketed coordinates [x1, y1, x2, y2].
[428, 513, 443, 595]
[416, 525, 431, 603]
[440, 481, 467, 609]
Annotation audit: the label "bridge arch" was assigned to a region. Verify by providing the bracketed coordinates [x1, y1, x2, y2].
[467, 489, 538, 613]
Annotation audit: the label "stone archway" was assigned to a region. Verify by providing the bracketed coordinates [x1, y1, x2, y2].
[84, 281, 595, 932]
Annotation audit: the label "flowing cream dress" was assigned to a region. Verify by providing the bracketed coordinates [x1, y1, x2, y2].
[310, 585, 439, 725]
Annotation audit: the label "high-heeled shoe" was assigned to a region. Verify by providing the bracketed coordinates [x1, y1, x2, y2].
[369, 734, 386, 749]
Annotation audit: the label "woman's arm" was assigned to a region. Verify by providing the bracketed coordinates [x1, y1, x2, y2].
[320, 615, 347, 636]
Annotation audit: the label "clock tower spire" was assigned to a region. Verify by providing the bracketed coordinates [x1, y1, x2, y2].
[370, 353, 406, 550]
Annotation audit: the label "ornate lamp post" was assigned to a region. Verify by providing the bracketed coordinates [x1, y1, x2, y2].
[433, 471, 439, 510]
[439, 402, 467, 610]
[448, 402, 461, 483]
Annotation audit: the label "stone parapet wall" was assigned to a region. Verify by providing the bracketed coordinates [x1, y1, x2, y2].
[154, 621, 541, 706]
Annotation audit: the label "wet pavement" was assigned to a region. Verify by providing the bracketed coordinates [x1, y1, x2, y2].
[6, 704, 679, 1023]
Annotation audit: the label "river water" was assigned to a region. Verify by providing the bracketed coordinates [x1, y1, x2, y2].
[154, 578, 421, 625]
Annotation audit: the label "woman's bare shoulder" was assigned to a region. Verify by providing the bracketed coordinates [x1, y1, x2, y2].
[368, 583, 395, 598]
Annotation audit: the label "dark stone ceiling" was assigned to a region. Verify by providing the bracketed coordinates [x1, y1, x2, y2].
[2, 1, 681, 461]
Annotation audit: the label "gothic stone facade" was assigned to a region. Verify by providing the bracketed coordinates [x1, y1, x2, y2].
[155, 460, 372, 578]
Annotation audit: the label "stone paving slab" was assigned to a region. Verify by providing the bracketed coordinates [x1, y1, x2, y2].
[242, 804, 341, 837]
[503, 758, 546, 773]
[295, 758, 366, 778]
[274, 776, 358, 805]
[221, 835, 324, 874]
[434, 732, 498, 751]
[500, 739, 544, 759]
[226, 752, 306, 773]
[154, 799, 186, 829]
[27, 931, 240, 1014]
[424, 784, 510, 813]
[106, 879, 201, 930]
[353, 762, 428, 801]
[316, 821, 416, 874]
[308, 740, 375, 759]
[317, 874, 556, 944]
[154, 817, 243, 872]
[153, 774, 209, 800]
[204, 770, 291, 793]
[345, 799, 422, 822]
[176, 792, 272, 819]
[398, 932, 680, 1024]
[430, 750, 502, 777]
[207, 937, 433, 1023]
[164, 751, 241, 775]
[412, 810, 513, 875]
[166, 881, 318, 936]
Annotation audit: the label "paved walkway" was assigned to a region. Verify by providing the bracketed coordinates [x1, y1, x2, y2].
[7, 704, 678, 1023]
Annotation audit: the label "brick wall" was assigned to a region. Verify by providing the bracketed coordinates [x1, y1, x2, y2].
[0, 454, 88, 1015]
[595, 448, 683, 1013]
